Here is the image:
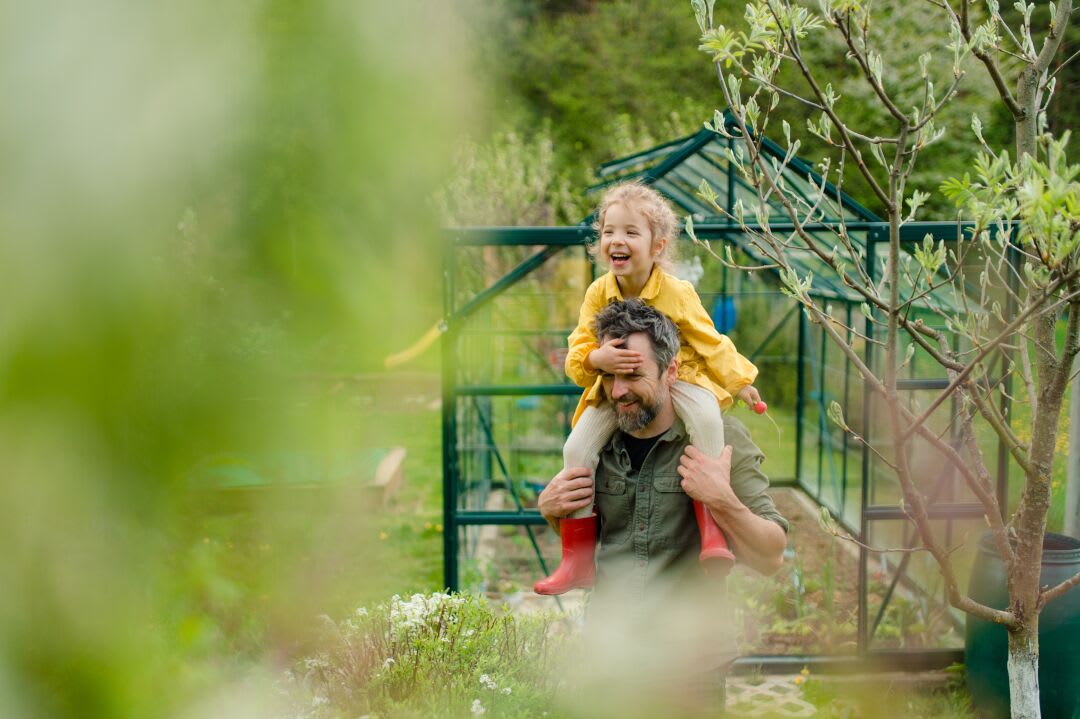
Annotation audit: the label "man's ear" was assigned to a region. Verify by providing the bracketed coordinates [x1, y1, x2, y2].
[663, 358, 678, 386]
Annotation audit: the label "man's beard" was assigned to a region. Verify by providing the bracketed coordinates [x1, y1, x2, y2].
[614, 389, 665, 433]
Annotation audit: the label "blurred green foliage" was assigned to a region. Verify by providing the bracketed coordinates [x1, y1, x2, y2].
[473, 0, 1069, 219]
[0, 1, 481, 716]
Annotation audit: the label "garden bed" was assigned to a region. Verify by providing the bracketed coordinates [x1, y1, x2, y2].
[477, 487, 962, 656]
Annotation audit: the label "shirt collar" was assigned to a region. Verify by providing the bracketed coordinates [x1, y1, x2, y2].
[601, 266, 666, 303]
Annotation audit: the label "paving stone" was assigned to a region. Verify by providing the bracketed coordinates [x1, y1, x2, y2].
[726, 675, 817, 717]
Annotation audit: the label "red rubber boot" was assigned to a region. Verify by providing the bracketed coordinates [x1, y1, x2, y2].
[534, 513, 598, 595]
[693, 500, 735, 575]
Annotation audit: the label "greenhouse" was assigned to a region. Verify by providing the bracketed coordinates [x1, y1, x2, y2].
[441, 112, 1010, 670]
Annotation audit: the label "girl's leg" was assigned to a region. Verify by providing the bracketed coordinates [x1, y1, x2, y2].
[562, 403, 618, 519]
[670, 381, 735, 574]
[534, 404, 617, 596]
[670, 381, 725, 458]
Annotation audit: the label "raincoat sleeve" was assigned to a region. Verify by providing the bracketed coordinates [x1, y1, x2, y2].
[677, 281, 758, 394]
[565, 280, 606, 388]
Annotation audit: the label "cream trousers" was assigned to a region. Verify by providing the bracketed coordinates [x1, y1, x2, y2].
[562, 381, 724, 519]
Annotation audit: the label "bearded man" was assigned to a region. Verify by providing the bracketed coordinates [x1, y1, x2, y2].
[537, 298, 787, 715]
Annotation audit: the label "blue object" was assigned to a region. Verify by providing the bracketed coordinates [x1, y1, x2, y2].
[516, 396, 540, 410]
[711, 296, 737, 334]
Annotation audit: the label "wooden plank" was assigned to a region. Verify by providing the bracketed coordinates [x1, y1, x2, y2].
[372, 447, 407, 506]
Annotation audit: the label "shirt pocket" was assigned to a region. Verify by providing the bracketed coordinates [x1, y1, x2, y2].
[652, 474, 697, 549]
[595, 475, 631, 547]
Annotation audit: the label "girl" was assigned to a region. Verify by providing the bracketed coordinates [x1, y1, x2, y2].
[534, 181, 763, 595]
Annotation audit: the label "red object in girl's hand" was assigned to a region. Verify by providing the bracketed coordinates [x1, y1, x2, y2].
[753, 401, 768, 415]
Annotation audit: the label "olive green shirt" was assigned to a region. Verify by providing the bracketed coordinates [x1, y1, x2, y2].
[592, 414, 788, 606]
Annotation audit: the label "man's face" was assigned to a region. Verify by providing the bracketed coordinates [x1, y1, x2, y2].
[599, 332, 673, 434]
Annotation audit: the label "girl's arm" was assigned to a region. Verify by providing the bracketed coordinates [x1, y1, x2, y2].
[565, 281, 606, 387]
[678, 283, 758, 396]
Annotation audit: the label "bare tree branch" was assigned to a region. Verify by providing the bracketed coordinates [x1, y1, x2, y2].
[1040, 569, 1080, 610]
[1034, 0, 1075, 76]
[946, 0, 1024, 116]
[836, 14, 909, 124]
[903, 271, 1078, 440]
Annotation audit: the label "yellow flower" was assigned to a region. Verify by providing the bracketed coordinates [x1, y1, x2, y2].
[794, 676, 806, 686]
[800, 667, 810, 677]
[379, 531, 389, 541]
[435, 523, 444, 532]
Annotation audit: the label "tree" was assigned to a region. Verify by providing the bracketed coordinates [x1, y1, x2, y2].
[688, 0, 1078, 716]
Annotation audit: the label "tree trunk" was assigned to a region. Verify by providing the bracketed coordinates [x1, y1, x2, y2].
[1007, 624, 1042, 719]
[1015, 68, 1039, 160]
[1068, 355, 1080, 538]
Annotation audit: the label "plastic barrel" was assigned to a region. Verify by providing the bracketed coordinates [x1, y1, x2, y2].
[965, 532, 1080, 719]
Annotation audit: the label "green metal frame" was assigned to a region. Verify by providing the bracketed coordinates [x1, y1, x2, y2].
[441, 121, 1011, 672]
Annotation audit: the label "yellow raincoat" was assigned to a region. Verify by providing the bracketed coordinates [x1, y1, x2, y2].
[566, 267, 758, 426]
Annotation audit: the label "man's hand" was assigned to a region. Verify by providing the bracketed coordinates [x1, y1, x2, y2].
[538, 466, 594, 523]
[587, 337, 643, 374]
[677, 445, 737, 510]
[678, 444, 787, 575]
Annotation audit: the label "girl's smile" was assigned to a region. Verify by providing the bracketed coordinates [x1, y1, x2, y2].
[600, 202, 666, 295]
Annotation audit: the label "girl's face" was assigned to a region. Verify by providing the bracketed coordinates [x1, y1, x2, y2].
[599, 202, 666, 282]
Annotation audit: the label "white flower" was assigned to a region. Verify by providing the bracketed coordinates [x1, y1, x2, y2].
[501, 687, 512, 695]
[382, 658, 395, 669]
[479, 674, 497, 690]
[355, 607, 368, 617]
[311, 695, 329, 707]
[471, 699, 487, 717]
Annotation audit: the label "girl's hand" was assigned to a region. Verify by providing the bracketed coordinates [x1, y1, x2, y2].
[737, 385, 762, 407]
[588, 338, 643, 374]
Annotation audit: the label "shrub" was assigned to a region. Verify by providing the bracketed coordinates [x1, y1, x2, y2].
[280, 592, 570, 719]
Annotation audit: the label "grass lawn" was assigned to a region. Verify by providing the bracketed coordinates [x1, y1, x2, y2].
[174, 381, 446, 659]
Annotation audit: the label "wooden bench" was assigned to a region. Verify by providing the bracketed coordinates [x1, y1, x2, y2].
[189, 446, 407, 512]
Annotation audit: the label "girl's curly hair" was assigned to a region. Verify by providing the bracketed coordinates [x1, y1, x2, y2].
[587, 181, 680, 272]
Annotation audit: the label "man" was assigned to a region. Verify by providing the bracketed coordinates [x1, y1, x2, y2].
[538, 299, 787, 714]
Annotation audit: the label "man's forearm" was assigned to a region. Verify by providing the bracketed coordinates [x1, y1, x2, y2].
[708, 503, 786, 575]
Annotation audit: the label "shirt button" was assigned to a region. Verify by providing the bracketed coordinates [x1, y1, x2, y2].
[638, 523, 646, 531]
[638, 484, 647, 492]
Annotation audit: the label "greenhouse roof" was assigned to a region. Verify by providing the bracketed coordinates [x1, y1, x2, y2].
[586, 112, 893, 304]
[591, 112, 880, 223]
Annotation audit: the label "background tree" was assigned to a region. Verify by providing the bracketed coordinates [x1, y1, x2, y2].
[689, 0, 1077, 716]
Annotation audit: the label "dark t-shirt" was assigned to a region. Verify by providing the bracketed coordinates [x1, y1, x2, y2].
[621, 431, 662, 472]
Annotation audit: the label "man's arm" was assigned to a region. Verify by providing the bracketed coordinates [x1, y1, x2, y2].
[537, 466, 594, 532]
[677, 445, 787, 575]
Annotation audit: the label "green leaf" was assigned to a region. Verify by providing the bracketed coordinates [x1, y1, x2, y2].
[692, 0, 709, 34]
[870, 142, 888, 169]
[827, 400, 847, 429]
[818, 506, 839, 535]
[684, 215, 698, 244]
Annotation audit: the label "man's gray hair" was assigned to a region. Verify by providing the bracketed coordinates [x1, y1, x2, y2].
[593, 299, 680, 371]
